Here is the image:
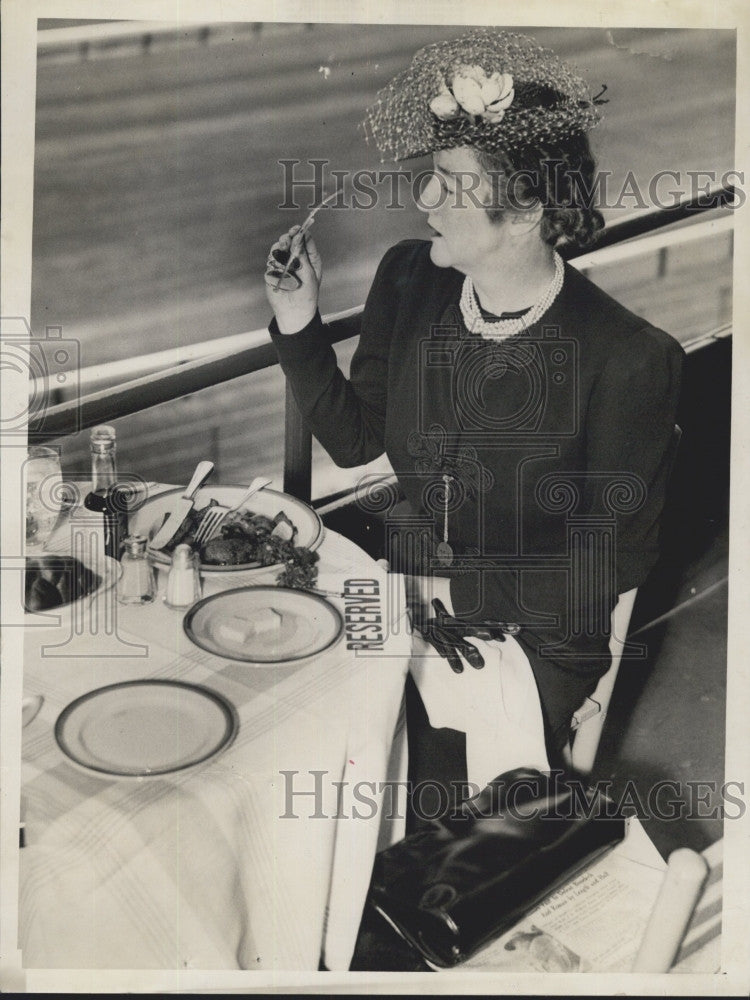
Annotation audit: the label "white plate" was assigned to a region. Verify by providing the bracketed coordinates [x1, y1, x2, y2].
[184, 586, 343, 663]
[24, 553, 121, 614]
[130, 484, 323, 575]
[55, 680, 238, 777]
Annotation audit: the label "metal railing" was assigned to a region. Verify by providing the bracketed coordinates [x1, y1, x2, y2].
[29, 185, 736, 504]
[65, 204, 733, 398]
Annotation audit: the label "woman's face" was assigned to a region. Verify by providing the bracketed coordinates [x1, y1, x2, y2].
[416, 146, 508, 274]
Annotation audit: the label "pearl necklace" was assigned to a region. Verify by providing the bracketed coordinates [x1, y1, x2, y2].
[459, 252, 565, 340]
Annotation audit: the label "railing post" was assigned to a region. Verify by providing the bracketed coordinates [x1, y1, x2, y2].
[283, 384, 312, 502]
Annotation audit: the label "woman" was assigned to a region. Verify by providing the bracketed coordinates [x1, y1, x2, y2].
[264, 29, 684, 818]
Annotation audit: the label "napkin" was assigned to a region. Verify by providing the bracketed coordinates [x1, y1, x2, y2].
[407, 577, 550, 792]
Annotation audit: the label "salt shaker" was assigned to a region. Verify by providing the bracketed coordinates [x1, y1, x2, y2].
[118, 534, 156, 605]
[164, 544, 202, 609]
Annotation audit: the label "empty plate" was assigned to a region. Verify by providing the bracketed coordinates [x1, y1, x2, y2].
[55, 680, 238, 777]
[184, 586, 343, 663]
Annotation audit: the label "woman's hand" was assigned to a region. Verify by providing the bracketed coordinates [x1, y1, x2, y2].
[406, 575, 521, 673]
[264, 225, 323, 334]
[406, 576, 481, 672]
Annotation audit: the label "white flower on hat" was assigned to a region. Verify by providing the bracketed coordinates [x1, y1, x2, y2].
[452, 66, 487, 115]
[429, 81, 460, 119]
[429, 64, 514, 124]
[481, 71, 515, 122]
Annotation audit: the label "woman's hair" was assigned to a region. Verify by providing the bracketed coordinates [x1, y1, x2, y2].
[476, 129, 605, 249]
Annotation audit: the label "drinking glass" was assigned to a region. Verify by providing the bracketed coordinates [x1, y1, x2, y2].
[24, 446, 63, 552]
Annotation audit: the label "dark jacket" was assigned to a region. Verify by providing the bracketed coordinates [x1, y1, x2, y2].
[271, 239, 684, 746]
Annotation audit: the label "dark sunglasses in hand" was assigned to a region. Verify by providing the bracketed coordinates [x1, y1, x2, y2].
[265, 247, 303, 292]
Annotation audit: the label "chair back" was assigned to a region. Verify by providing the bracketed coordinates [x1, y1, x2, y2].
[566, 587, 637, 775]
[566, 423, 683, 775]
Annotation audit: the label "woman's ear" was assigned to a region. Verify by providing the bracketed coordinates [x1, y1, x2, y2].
[509, 200, 544, 236]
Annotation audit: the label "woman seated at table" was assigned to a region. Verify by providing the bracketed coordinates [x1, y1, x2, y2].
[264, 29, 684, 821]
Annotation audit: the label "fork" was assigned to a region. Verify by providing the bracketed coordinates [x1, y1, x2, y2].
[193, 476, 273, 545]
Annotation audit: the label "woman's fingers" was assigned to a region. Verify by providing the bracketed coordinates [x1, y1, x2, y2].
[433, 636, 465, 674]
[427, 624, 475, 673]
[440, 629, 484, 670]
[264, 225, 322, 334]
[264, 233, 304, 290]
[417, 623, 461, 673]
[265, 223, 323, 282]
[456, 637, 485, 670]
[299, 232, 323, 282]
[265, 229, 319, 277]
[268, 229, 294, 257]
[289, 231, 320, 285]
[421, 618, 487, 672]
[267, 245, 301, 268]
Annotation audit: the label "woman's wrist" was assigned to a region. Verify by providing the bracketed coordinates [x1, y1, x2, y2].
[275, 308, 318, 335]
[269, 310, 321, 339]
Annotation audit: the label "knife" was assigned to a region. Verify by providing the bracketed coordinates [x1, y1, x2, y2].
[149, 460, 214, 550]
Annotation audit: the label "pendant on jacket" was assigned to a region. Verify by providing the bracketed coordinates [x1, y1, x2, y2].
[436, 540, 454, 567]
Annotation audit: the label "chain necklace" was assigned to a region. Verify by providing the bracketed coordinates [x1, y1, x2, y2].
[459, 251, 565, 340]
[436, 474, 454, 567]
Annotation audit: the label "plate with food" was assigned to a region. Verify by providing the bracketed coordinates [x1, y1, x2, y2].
[55, 679, 238, 778]
[184, 586, 343, 663]
[130, 484, 324, 575]
[24, 553, 121, 614]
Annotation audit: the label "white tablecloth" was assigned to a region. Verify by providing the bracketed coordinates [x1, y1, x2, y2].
[19, 501, 411, 972]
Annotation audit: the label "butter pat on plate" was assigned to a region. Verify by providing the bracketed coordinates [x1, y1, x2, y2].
[184, 585, 343, 664]
[214, 608, 282, 646]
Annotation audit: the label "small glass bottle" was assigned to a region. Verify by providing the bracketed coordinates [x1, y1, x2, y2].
[90, 425, 117, 494]
[164, 544, 202, 609]
[118, 535, 156, 605]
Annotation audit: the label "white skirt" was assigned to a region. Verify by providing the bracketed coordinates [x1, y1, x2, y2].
[405, 574, 550, 792]
[377, 621, 550, 852]
[376, 574, 551, 850]
[408, 630, 550, 792]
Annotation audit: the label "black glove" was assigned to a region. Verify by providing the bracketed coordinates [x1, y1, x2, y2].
[412, 598, 521, 674]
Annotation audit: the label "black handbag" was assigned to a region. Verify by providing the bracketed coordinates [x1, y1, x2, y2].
[367, 768, 626, 968]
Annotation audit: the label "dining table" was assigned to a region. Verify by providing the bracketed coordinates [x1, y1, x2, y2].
[18, 482, 413, 972]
